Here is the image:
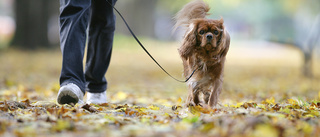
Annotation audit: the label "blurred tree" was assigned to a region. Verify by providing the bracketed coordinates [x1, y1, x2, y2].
[270, 0, 320, 78]
[11, 0, 58, 49]
[300, 14, 320, 78]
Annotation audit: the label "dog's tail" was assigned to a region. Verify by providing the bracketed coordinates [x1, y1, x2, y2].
[173, 0, 210, 32]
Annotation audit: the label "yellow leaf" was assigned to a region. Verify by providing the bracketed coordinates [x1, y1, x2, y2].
[307, 110, 320, 117]
[287, 99, 297, 105]
[188, 105, 201, 117]
[300, 122, 313, 134]
[14, 126, 36, 137]
[104, 115, 116, 122]
[51, 83, 60, 92]
[266, 97, 275, 104]
[52, 120, 72, 132]
[164, 112, 170, 117]
[279, 107, 290, 114]
[136, 107, 147, 113]
[148, 105, 160, 110]
[4, 79, 15, 87]
[141, 117, 150, 123]
[257, 104, 266, 110]
[252, 124, 278, 137]
[230, 102, 243, 108]
[177, 97, 182, 104]
[114, 91, 128, 101]
[304, 114, 314, 118]
[182, 116, 199, 123]
[194, 105, 211, 114]
[200, 123, 215, 133]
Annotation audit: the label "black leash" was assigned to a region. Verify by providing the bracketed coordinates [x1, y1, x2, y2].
[107, 1, 196, 83]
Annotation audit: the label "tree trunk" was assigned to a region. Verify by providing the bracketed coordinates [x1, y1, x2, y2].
[302, 52, 313, 78]
[11, 0, 53, 49]
[301, 14, 320, 78]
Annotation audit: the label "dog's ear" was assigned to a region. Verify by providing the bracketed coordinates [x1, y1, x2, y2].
[218, 17, 224, 29]
[219, 30, 230, 57]
[179, 23, 198, 59]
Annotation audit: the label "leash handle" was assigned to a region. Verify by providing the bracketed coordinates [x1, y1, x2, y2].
[107, 1, 196, 83]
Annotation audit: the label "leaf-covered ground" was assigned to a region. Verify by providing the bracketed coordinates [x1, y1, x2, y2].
[0, 37, 320, 137]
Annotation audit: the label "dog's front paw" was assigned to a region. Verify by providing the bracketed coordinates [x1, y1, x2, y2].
[199, 103, 211, 109]
[186, 101, 196, 107]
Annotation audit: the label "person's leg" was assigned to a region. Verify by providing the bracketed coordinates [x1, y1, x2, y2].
[85, 0, 117, 104]
[58, 0, 91, 104]
[85, 0, 116, 93]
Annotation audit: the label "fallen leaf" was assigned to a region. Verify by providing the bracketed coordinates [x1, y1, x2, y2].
[81, 104, 98, 113]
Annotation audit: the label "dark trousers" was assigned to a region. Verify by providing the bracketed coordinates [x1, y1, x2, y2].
[59, 0, 117, 94]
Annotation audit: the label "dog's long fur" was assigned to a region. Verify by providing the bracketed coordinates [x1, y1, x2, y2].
[174, 0, 230, 107]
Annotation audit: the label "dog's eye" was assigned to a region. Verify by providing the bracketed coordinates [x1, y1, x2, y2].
[213, 30, 219, 35]
[199, 30, 205, 35]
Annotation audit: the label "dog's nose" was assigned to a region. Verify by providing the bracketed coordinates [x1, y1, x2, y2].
[206, 34, 213, 40]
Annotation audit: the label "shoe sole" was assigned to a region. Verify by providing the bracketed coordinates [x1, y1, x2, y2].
[57, 90, 79, 105]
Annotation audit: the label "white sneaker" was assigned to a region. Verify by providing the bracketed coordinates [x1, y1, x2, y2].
[57, 83, 84, 105]
[86, 91, 107, 104]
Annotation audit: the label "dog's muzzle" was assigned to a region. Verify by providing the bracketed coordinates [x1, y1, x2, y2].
[206, 34, 213, 40]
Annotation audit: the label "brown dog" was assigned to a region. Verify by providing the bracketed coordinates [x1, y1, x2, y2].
[174, 0, 230, 107]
